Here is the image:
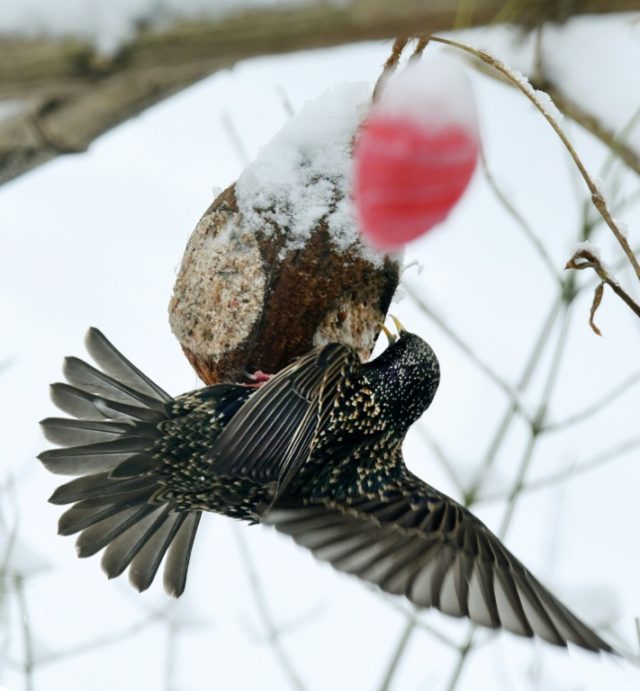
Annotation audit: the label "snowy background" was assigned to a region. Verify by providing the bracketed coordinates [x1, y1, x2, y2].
[1, 6, 640, 691]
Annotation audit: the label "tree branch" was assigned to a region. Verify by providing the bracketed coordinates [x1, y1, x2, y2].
[2, 0, 639, 185]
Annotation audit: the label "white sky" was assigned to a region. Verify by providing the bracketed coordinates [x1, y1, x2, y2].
[1, 10, 640, 691]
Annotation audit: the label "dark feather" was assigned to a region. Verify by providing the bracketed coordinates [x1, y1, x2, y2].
[101, 505, 171, 578]
[49, 383, 165, 424]
[49, 473, 154, 505]
[264, 468, 614, 654]
[40, 417, 138, 446]
[85, 327, 172, 403]
[76, 504, 158, 557]
[208, 344, 356, 493]
[63, 356, 167, 412]
[42, 328, 205, 597]
[58, 487, 157, 535]
[129, 513, 187, 592]
[38, 437, 152, 476]
[110, 453, 158, 479]
[163, 511, 201, 597]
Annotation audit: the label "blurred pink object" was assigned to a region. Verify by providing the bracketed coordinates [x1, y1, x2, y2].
[354, 59, 480, 250]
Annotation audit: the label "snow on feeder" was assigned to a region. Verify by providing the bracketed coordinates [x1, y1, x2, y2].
[354, 59, 480, 250]
[170, 83, 400, 384]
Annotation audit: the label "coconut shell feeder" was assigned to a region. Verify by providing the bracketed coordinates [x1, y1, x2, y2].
[168, 78, 402, 385]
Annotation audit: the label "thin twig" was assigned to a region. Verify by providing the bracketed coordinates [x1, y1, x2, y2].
[565, 248, 640, 323]
[409, 36, 430, 62]
[464, 297, 562, 504]
[600, 106, 640, 201]
[35, 609, 166, 664]
[403, 282, 533, 425]
[13, 575, 34, 691]
[221, 111, 251, 166]
[373, 38, 408, 102]
[542, 84, 640, 179]
[584, 186, 640, 237]
[543, 371, 640, 432]
[431, 35, 640, 284]
[498, 305, 572, 538]
[415, 426, 465, 495]
[526, 435, 640, 494]
[275, 84, 295, 118]
[444, 307, 572, 690]
[459, 44, 640, 179]
[380, 599, 461, 649]
[378, 616, 417, 691]
[165, 621, 178, 691]
[445, 630, 475, 691]
[480, 147, 561, 284]
[576, 242, 640, 301]
[479, 436, 640, 503]
[234, 528, 306, 691]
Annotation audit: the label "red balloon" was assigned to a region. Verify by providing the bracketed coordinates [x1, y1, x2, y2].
[354, 115, 479, 250]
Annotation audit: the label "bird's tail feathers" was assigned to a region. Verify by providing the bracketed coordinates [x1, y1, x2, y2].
[38, 327, 201, 597]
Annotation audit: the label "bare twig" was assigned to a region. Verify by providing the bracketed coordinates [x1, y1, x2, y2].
[165, 621, 178, 691]
[498, 305, 572, 538]
[527, 435, 640, 494]
[589, 283, 605, 336]
[415, 426, 465, 496]
[600, 105, 640, 181]
[13, 575, 34, 691]
[35, 609, 167, 664]
[431, 35, 640, 284]
[234, 529, 306, 691]
[543, 371, 640, 432]
[378, 616, 417, 691]
[584, 186, 640, 238]
[445, 631, 475, 691]
[480, 148, 561, 284]
[444, 307, 573, 690]
[565, 248, 640, 324]
[409, 36, 430, 62]
[380, 599, 461, 649]
[221, 111, 250, 166]
[538, 83, 640, 179]
[479, 436, 640, 503]
[275, 85, 295, 118]
[464, 297, 562, 504]
[372, 38, 408, 102]
[403, 282, 533, 425]
[461, 46, 640, 179]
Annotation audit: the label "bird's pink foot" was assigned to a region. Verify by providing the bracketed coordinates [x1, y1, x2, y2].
[243, 368, 273, 388]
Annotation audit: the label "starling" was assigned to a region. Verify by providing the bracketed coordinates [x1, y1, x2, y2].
[39, 324, 613, 653]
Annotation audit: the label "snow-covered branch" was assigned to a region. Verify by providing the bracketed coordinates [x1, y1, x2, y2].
[2, 0, 638, 185]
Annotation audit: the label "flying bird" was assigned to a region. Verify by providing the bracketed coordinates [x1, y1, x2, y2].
[39, 323, 613, 653]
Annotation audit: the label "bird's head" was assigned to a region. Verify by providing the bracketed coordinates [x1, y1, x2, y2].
[362, 317, 440, 431]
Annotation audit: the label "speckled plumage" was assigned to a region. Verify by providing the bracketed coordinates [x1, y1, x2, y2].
[39, 327, 614, 653]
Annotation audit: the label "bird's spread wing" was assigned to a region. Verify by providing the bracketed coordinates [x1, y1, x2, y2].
[264, 470, 612, 653]
[207, 343, 358, 494]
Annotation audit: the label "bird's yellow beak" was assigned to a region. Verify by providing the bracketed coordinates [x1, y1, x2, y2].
[390, 315, 407, 335]
[380, 323, 397, 345]
[380, 315, 407, 345]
